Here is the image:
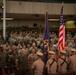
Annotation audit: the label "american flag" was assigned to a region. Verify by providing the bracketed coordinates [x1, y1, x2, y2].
[58, 4, 65, 50]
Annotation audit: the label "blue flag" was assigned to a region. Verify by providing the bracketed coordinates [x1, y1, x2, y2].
[43, 12, 50, 63]
[44, 12, 50, 41]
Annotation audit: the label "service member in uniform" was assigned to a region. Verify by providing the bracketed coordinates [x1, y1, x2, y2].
[28, 48, 37, 75]
[46, 51, 57, 75]
[58, 50, 68, 75]
[9, 50, 18, 75]
[0, 46, 6, 75]
[32, 51, 44, 75]
[65, 43, 72, 57]
[17, 49, 28, 75]
[69, 48, 76, 75]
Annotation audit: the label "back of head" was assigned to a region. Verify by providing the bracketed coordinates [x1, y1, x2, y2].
[60, 50, 67, 56]
[36, 51, 43, 57]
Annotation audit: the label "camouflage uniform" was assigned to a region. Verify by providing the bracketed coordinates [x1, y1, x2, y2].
[18, 54, 28, 75]
[9, 51, 18, 74]
[0, 49, 6, 75]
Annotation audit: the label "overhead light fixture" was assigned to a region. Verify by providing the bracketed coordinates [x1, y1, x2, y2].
[48, 19, 60, 21]
[1, 18, 14, 20]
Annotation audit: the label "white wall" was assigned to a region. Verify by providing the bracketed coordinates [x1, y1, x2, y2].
[6, 1, 76, 15]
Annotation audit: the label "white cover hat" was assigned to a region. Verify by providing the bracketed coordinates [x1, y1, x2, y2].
[53, 45, 56, 47]
[48, 51, 55, 55]
[36, 51, 43, 56]
[60, 50, 66, 54]
[71, 48, 76, 52]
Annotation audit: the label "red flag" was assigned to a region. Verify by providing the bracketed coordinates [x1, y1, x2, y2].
[58, 3, 65, 50]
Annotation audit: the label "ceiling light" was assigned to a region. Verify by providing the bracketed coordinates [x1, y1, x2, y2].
[1, 18, 14, 20]
[48, 19, 60, 21]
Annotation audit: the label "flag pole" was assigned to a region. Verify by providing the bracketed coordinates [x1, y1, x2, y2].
[3, 0, 6, 40]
